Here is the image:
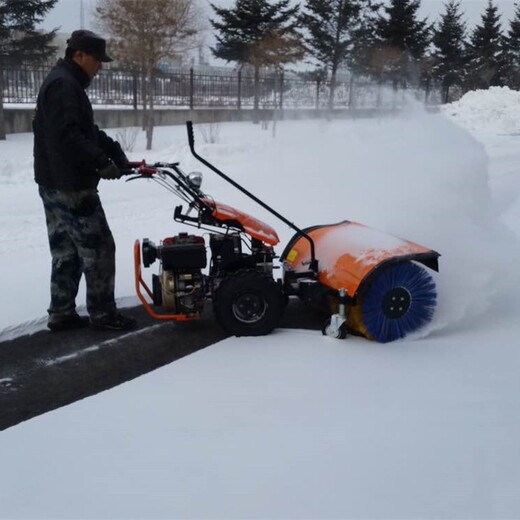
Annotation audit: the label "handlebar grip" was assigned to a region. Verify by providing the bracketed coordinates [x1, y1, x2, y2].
[127, 160, 144, 168]
[140, 166, 157, 175]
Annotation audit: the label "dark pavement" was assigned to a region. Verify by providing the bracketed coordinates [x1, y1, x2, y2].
[0, 300, 324, 431]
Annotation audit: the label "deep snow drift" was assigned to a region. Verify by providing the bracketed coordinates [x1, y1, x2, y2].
[1, 88, 520, 518]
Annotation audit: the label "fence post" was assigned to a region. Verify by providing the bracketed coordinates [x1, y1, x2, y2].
[0, 67, 6, 140]
[189, 67, 194, 110]
[132, 71, 138, 110]
[237, 69, 242, 110]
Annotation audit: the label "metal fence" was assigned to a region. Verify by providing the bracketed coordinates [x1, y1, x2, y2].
[1, 63, 441, 109]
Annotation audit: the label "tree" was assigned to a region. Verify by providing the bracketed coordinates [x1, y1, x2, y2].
[210, 0, 304, 120]
[0, 0, 58, 140]
[503, 3, 520, 88]
[299, 0, 379, 109]
[96, 0, 201, 150]
[348, 1, 381, 77]
[374, 0, 431, 88]
[431, 0, 468, 103]
[466, 0, 505, 89]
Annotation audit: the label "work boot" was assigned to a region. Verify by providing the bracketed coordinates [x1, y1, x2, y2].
[48, 311, 90, 332]
[90, 311, 137, 331]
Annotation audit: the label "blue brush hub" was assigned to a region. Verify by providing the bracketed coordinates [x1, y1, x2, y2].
[361, 261, 437, 343]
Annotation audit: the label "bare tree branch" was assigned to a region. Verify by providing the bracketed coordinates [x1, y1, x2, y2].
[95, 0, 203, 149]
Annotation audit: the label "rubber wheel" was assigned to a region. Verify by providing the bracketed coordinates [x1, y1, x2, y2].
[213, 270, 285, 336]
[349, 261, 437, 343]
[321, 318, 348, 339]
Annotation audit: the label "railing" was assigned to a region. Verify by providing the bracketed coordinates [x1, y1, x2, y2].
[1, 63, 442, 109]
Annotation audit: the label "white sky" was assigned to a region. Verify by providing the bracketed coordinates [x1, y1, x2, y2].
[42, 0, 519, 35]
[39, 0, 519, 68]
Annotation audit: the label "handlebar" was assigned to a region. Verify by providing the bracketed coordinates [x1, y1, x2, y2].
[121, 160, 181, 177]
[120, 160, 153, 177]
[127, 161, 145, 168]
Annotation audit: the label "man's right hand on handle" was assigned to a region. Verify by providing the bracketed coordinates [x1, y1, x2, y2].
[98, 161, 121, 180]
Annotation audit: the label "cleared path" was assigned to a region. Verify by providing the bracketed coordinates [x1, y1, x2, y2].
[0, 301, 323, 431]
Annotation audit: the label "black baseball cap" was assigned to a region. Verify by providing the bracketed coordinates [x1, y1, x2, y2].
[66, 30, 113, 62]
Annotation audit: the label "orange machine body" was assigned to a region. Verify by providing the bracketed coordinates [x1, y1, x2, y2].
[201, 198, 280, 246]
[281, 221, 439, 300]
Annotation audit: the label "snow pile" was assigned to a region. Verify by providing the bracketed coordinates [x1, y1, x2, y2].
[187, 111, 517, 336]
[442, 86, 520, 135]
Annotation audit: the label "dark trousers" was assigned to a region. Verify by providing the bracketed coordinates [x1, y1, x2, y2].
[38, 185, 117, 318]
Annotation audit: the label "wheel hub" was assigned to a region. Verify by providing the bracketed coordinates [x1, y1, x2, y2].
[382, 287, 411, 319]
[232, 293, 267, 323]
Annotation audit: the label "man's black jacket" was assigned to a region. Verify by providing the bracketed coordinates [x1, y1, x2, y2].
[33, 58, 127, 191]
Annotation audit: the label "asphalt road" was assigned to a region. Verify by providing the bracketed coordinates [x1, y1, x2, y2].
[0, 300, 324, 431]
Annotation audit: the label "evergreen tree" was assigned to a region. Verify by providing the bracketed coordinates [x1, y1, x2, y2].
[503, 3, 520, 88]
[374, 0, 431, 88]
[210, 0, 303, 118]
[466, 0, 505, 89]
[0, 0, 57, 65]
[0, 0, 58, 140]
[348, 1, 381, 78]
[431, 0, 468, 102]
[299, 0, 379, 109]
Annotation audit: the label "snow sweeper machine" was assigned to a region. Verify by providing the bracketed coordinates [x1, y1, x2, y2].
[127, 121, 440, 343]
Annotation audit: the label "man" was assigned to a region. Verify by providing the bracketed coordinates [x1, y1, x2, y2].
[33, 29, 136, 332]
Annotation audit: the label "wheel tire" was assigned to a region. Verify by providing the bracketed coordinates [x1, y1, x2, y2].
[321, 318, 348, 339]
[349, 261, 437, 343]
[213, 270, 285, 336]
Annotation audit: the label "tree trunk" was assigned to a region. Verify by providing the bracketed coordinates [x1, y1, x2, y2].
[328, 69, 337, 112]
[271, 73, 279, 139]
[253, 65, 260, 124]
[146, 70, 155, 150]
[423, 76, 431, 104]
[146, 103, 154, 150]
[348, 73, 355, 108]
[141, 67, 148, 131]
[443, 84, 450, 104]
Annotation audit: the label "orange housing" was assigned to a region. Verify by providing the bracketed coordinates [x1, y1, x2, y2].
[201, 198, 280, 246]
[281, 221, 439, 300]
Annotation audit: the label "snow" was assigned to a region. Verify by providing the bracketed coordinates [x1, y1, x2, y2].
[1, 87, 520, 518]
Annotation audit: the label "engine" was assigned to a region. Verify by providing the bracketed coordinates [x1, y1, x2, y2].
[209, 232, 275, 277]
[142, 233, 206, 316]
[140, 230, 276, 316]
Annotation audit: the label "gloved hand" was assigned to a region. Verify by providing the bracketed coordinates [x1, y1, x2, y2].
[98, 161, 121, 180]
[112, 143, 130, 169]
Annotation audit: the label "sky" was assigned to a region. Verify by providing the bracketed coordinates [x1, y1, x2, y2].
[38, 0, 520, 68]
[1, 88, 520, 516]
[42, 0, 519, 41]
